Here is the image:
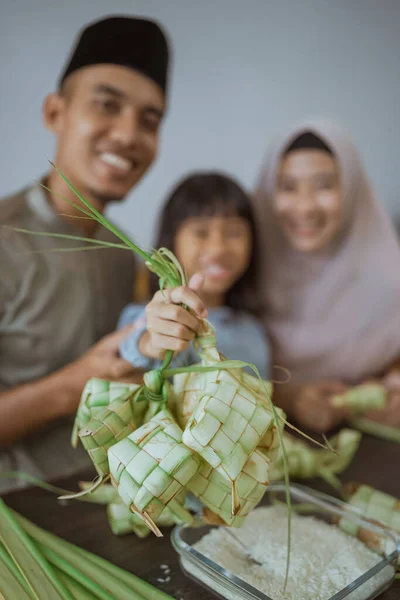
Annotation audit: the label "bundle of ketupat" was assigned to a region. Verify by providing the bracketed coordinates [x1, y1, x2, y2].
[72, 326, 282, 532]
[339, 483, 400, 569]
[73, 339, 283, 534]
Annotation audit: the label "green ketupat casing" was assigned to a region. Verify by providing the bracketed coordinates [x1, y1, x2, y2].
[108, 409, 201, 535]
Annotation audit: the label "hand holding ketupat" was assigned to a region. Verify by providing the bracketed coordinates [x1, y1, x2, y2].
[60, 326, 143, 411]
[138, 273, 208, 360]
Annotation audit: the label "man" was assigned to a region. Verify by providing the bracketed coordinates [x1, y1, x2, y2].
[0, 15, 170, 489]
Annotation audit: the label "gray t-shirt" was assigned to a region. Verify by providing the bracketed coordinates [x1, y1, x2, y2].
[0, 183, 135, 491]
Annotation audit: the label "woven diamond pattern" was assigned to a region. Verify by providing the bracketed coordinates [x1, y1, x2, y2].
[79, 395, 139, 476]
[182, 372, 273, 483]
[188, 446, 272, 526]
[108, 410, 201, 534]
[74, 378, 145, 434]
[170, 371, 203, 428]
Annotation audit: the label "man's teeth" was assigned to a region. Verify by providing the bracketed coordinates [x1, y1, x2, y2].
[99, 153, 132, 171]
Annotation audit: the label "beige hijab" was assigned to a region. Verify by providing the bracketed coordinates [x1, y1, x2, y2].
[254, 118, 400, 385]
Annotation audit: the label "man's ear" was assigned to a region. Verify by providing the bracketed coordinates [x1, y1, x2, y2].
[43, 92, 66, 133]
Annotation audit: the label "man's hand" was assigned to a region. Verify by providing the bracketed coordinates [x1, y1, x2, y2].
[60, 325, 141, 414]
[0, 325, 142, 446]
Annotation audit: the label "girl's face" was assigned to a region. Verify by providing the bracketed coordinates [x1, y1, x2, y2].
[174, 213, 252, 305]
[273, 149, 343, 253]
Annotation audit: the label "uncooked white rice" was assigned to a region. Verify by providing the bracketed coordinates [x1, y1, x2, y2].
[183, 506, 393, 600]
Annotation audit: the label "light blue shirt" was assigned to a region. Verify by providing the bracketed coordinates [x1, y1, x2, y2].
[118, 304, 270, 379]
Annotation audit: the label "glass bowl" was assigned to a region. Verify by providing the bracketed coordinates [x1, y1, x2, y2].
[171, 483, 399, 600]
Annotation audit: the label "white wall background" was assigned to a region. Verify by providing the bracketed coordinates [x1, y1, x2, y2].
[1, 0, 399, 246]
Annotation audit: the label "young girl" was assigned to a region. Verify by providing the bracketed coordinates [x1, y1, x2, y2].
[118, 171, 270, 379]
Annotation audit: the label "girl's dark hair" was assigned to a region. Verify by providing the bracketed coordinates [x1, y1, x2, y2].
[151, 171, 262, 317]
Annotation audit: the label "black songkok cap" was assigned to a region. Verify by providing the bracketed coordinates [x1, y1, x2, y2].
[58, 16, 169, 94]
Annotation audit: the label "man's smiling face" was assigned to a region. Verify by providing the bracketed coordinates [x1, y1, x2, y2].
[44, 63, 165, 204]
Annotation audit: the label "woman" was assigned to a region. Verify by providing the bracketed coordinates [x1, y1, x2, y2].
[254, 118, 400, 432]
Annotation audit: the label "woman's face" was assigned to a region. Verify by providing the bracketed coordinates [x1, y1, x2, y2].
[174, 213, 252, 304]
[273, 149, 343, 253]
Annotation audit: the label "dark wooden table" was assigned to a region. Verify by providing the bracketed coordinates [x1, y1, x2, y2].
[3, 433, 400, 600]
